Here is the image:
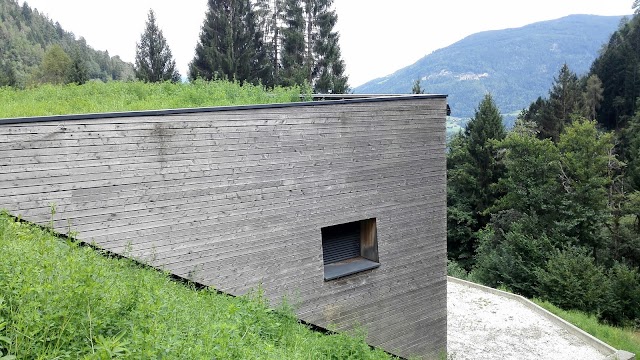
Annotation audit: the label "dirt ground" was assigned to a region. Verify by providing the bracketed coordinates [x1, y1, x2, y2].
[447, 280, 612, 360]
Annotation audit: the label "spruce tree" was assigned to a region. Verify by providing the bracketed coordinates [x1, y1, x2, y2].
[412, 79, 424, 94]
[590, 16, 640, 130]
[536, 64, 581, 141]
[253, 0, 278, 87]
[309, 0, 348, 93]
[68, 47, 89, 85]
[447, 94, 506, 267]
[189, 0, 268, 85]
[280, 0, 307, 87]
[277, 0, 348, 92]
[134, 9, 180, 83]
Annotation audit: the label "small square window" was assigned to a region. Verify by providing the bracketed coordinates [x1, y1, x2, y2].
[321, 218, 379, 281]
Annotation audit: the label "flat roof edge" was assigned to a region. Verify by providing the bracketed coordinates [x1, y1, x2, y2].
[0, 94, 447, 125]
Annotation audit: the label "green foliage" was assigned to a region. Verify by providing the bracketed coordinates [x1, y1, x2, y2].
[460, 100, 640, 325]
[446, 260, 468, 279]
[36, 44, 72, 85]
[447, 94, 506, 268]
[491, 131, 561, 223]
[474, 216, 554, 297]
[308, 0, 349, 94]
[556, 118, 616, 252]
[582, 74, 604, 120]
[0, 0, 133, 87]
[189, 0, 268, 86]
[542, 64, 581, 141]
[411, 79, 424, 94]
[446, 133, 477, 267]
[623, 103, 640, 190]
[601, 262, 640, 327]
[0, 80, 304, 118]
[271, 0, 348, 92]
[0, 211, 391, 359]
[446, 10, 640, 332]
[520, 64, 586, 142]
[535, 247, 609, 314]
[590, 15, 640, 130]
[68, 47, 89, 85]
[134, 9, 180, 83]
[280, 0, 307, 87]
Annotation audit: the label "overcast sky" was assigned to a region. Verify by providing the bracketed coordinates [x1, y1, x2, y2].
[19, 0, 633, 87]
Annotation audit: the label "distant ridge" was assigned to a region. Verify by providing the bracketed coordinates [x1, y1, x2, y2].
[354, 14, 627, 124]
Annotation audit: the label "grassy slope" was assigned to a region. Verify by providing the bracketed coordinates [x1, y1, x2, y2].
[0, 212, 391, 359]
[0, 80, 304, 118]
[532, 299, 640, 356]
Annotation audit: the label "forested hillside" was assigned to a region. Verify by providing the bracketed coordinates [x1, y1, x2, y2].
[355, 15, 625, 124]
[448, 13, 640, 328]
[0, 0, 133, 87]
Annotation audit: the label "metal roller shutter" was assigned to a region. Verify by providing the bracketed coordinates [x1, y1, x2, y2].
[321, 221, 360, 264]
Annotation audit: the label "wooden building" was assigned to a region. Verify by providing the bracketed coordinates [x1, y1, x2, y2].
[0, 95, 448, 359]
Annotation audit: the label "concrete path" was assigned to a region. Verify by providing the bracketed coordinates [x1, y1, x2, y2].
[447, 279, 613, 360]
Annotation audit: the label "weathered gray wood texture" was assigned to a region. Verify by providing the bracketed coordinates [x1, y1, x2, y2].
[0, 97, 447, 359]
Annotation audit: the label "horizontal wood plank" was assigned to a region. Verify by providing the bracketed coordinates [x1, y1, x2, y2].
[0, 97, 447, 359]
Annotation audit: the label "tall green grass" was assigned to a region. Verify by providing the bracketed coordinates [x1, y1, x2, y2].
[532, 299, 640, 355]
[0, 211, 392, 359]
[0, 80, 305, 118]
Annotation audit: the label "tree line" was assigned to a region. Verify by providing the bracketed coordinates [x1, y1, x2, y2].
[0, 0, 134, 87]
[135, 0, 348, 93]
[1, 0, 348, 93]
[447, 13, 640, 327]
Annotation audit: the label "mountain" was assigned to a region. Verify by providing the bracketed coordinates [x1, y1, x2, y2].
[0, 0, 134, 87]
[354, 14, 627, 125]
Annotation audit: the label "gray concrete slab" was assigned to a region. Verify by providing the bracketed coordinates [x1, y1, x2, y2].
[447, 278, 629, 360]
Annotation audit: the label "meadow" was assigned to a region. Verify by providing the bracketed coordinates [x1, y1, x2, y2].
[0, 80, 306, 119]
[0, 211, 392, 359]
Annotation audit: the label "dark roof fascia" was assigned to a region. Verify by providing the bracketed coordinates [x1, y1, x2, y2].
[0, 94, 447, 125]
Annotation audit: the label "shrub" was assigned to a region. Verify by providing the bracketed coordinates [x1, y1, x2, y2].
[600, 262, 640, 327]
[447, 259, 468, 279]
[535, 246, 609, 314]
[473, 215, 554, 298]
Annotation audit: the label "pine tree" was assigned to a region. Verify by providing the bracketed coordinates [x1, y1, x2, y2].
[134, 9, 180, 83]
[189, 0, 268, 85]
[253, 0, 278, 87]
[310, 0, 348, 93]
[278, 0, 348, 92]
[590, 17, 640, 130]
[537, 64, 581, 141]
[465, 94, 507, 217]
[412, 79, 424, 94]
[623, 101, 640, 190]
[447, 94, 506, 267]
[68, 46, 89, 85]
[280, 0, 307, 87]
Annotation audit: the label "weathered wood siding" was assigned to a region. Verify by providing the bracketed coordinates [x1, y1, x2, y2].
[0, 96, 447, 359]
